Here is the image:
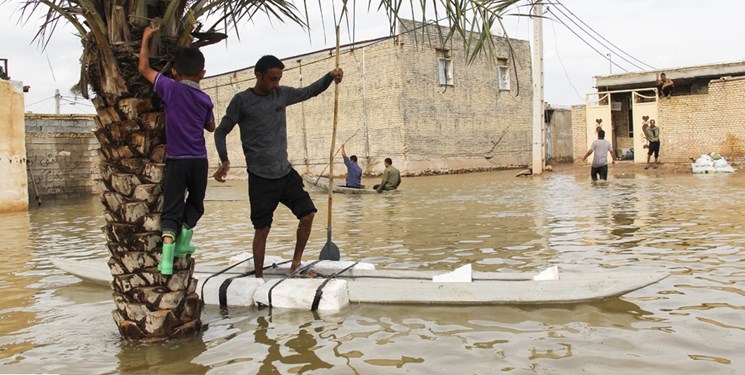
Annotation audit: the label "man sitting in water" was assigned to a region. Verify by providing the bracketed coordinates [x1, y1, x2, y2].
[373, 157, 401, 192]
[341, 144, 362, 188]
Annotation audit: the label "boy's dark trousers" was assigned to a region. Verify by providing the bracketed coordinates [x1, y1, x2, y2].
[161, 158, 208, 235]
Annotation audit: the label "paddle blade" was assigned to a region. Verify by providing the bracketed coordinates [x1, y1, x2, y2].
[320, 241, 340, 261]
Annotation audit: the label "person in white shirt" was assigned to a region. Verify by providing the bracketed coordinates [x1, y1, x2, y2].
[582, 129, 615, 181]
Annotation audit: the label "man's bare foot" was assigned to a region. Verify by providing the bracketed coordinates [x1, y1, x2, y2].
[288, 265, 316, 277]
[289, 261, 301, 273]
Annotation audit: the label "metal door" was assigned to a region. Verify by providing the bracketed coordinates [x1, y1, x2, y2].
[631, 91, 658, 163]
[585, 92, 612, 151]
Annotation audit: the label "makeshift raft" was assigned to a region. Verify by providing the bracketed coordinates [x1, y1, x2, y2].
[302, 174, 379, 194]
[52, 256, 668, 312]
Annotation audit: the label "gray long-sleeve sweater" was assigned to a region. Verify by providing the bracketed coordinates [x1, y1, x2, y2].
[214, 73, 333, 179]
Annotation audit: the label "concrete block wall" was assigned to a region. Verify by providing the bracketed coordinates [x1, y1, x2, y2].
[397, 21, 533, 173]
[202, 20, 534, 178]
[203, 43, 391, 178]
[24, 115, 100, 200]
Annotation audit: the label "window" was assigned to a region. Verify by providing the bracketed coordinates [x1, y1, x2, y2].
[498, 66, 510, 91]
[438, 59, 453, 86]
[436, 49, 453, 86]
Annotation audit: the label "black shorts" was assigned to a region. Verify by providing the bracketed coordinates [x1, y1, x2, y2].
[248, 169, 316, 229]
[648, 141, 660, 157]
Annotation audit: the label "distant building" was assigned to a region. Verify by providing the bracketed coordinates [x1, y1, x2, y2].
[25, 114, 100, 201]
[572, 61, 745, 164]
[202, 20, 537, 177]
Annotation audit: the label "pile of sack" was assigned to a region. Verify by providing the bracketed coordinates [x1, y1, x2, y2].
[692, 153, 735, 174]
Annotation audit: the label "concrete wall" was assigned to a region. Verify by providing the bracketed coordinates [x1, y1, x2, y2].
[0, 80, 28, 212]
[25, 114, 101, 200]
[547, 108, 573, 163]
[571, 105, 587, 162]
[202, 20, 533, 178]
[572, 77, 745, 164]
[396, 20, 533, 173]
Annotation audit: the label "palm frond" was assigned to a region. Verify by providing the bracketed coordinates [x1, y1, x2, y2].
[199, 0, 306, 38]
[13, 0, 88, 48]
[370, 0, 523, 63]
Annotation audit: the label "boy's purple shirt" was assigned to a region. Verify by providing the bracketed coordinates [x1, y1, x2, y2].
[154, 73, 215, 159]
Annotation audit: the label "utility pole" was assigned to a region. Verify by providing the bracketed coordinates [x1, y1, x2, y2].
[531, 2, 544, 175]
[54, 89, 61, 114]
[607, 53, 612, 74]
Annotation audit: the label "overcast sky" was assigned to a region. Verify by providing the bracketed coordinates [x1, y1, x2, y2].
[2, 0, 743, 115]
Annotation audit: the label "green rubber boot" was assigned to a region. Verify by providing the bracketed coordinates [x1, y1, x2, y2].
[158, 242, 175, 275]
[174, 226, 195, 257]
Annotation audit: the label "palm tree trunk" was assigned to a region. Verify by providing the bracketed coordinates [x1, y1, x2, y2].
[90, 38, 205, 341]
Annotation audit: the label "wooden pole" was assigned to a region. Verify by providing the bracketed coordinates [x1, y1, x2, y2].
[327, 26, 340, 230]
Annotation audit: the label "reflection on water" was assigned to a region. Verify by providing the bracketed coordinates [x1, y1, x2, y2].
[1, 169, 745, 373]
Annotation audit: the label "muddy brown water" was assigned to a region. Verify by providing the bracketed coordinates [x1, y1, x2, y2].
[1, 167, 744, 374]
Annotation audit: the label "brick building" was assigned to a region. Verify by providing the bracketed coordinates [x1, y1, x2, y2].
[202, 20, 535, 178]
[572, 61, 745, 164]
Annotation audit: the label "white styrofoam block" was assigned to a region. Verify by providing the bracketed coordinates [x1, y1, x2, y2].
[263, 256, 288, 266]
[228, 252, 252, 266]
[228, 253, 286, 270]
[197, 274, 265, 306]
[313, 260, 376, 274]
[533, 265, 560, 281]
[432, 264, 472, 283]
[253, 278, 349, 311]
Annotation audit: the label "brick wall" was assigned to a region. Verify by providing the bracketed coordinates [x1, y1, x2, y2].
[659, 77, 745, 163]
[202, 20, 534, 178]
[25, 114, 101, 200]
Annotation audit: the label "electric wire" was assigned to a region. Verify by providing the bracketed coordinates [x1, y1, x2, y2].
[549, 18, 583, 102]
[60, 95, 95, 107]
[545, 7, 628, 73]
[548, 4, 645, 71]
[24, 96, 55, 108]
[553, 0, 656, 71]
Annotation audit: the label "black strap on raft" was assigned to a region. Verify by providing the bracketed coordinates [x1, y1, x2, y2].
[267, 260, 322, 308]
[219, 260, 292, 309]
[311, 262, 359, 311]
[200, 256, 253, 304]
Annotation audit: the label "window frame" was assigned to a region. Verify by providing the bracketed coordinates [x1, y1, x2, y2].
[438, 58, 454, 86]
[498, 65, 510, 91]
[436, 48, 453, 87]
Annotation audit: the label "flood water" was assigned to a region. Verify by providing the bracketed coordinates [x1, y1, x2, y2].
[1, 167, 744, 374]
